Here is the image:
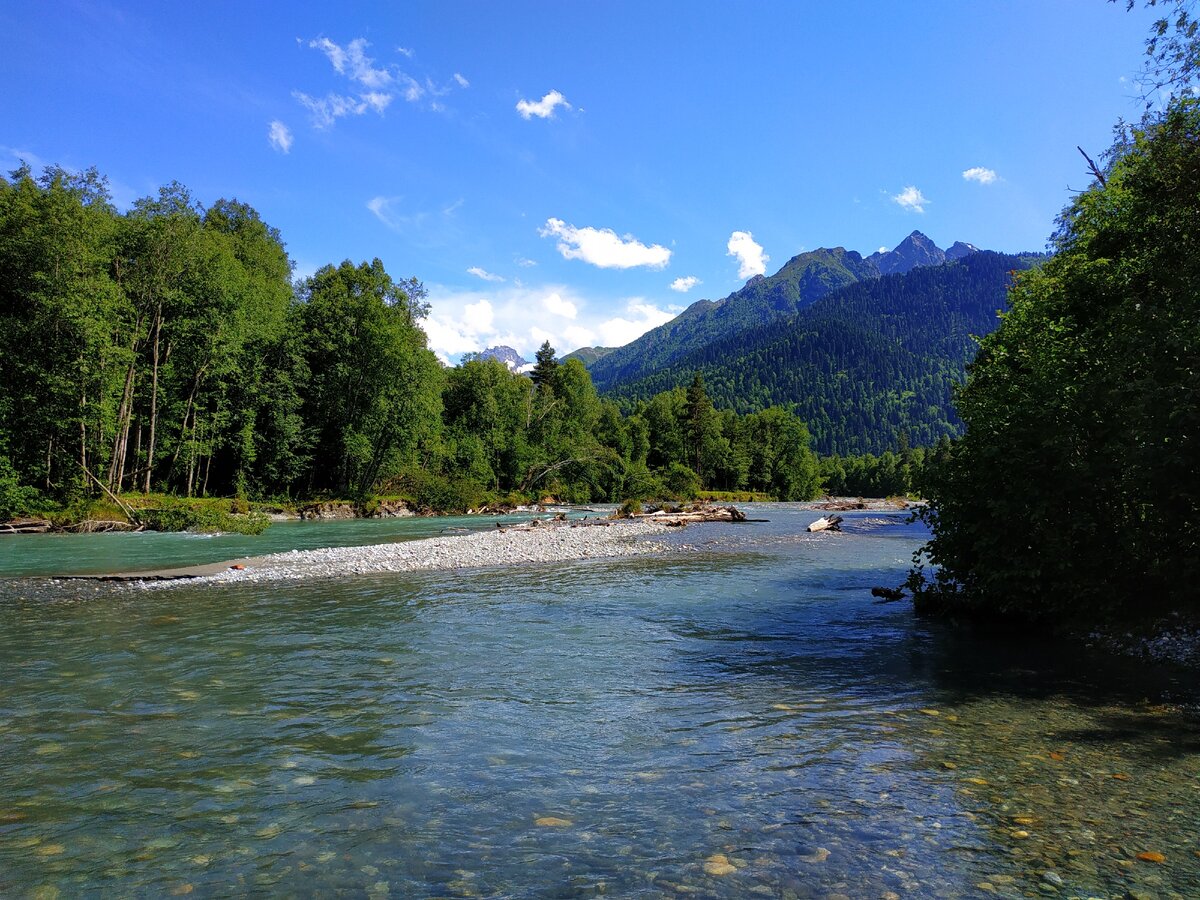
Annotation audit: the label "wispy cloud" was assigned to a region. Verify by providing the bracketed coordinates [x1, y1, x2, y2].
[539, 218, 671, 269]
[727, 231, 768, 279]
[310, 37, 392, 89]
[669, 275, 701, 293]
[962, 166, 999, 185]
[467, 266, 505, 283]
[267, 120, 294, 153]
[294, 91, 377, 128]
[454, 72, 470, 88]
[892, 185, 929, 213]
[515, 257, 537, 268]
[516, 90, 572, 120]
[366, 195, 423, 231]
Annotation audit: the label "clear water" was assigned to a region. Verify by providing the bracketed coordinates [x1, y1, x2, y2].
[0, 506, 1197, 898]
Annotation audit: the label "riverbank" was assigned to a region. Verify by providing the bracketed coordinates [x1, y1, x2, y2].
[123, 518, 676, 586]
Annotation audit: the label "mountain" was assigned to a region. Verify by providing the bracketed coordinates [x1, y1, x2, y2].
[945, 240, 980, 261]
[561, 346, 616, 367]
[587, 246, 880, 392]
[604, 251, 1042, 455]
[867, 230, 947, 275]
[473, 345, 529, 370]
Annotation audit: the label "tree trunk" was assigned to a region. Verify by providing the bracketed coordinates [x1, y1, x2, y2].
[107, 360, 136, 491]
[143, 308, 162, 494]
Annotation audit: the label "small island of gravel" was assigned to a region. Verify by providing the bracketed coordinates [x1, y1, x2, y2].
[125, 518, 677, 587]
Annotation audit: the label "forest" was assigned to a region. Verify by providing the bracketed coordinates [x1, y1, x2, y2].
[0, 166, 857, 521]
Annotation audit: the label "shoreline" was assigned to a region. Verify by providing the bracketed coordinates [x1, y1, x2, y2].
[118, 518, 677, 587]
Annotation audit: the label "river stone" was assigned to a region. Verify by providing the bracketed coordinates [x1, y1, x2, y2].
[703, 853, 736, 876]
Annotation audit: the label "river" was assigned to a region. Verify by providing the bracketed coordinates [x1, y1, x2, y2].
[0, 505, 1197, 897]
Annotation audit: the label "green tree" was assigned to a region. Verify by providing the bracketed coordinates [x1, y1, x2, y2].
[911, 97, 1200, 622]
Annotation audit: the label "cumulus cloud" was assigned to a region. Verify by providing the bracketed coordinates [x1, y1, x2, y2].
[267, 120, 293, 153]
[892, 185, 929, 213]
[670, 275, 701, 293]
[727, 231, 769, 279]
[597, 301, 676, 347]
[421, 284, 677, 361]
[539, 218, 671, 269]
[516, 90, 572, 120]
[962, 166, 999, 185]
[542, 292, 578, 319]
[454, 72, 470, 88]
[467, 266, 504, 283]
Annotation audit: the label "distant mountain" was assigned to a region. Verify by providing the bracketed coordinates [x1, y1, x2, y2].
[605, 251, 1042, 455]
[562, 346, 616, 367]
[867, 230, 947, 275]
[945, 240, 980, 261]
[472, 345, 529, 370]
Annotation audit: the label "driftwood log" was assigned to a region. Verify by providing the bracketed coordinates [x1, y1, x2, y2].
[806, 515, 843, 533]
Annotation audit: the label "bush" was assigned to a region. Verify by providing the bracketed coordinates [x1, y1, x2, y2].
[0, 456, 42, 520]
[139, 500, 270, 535]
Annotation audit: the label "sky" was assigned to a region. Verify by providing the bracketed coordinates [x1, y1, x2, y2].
[0, 1, 1165, 363]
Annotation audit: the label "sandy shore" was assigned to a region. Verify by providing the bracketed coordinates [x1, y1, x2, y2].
[129, 519, 675, 587]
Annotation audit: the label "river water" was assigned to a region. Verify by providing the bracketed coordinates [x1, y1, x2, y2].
[0, 505, 1197, 898]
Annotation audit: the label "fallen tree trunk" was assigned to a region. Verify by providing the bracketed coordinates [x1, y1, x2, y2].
[806, 515, 843, 533]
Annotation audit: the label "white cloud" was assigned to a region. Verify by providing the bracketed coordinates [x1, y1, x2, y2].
[467, 266, 504, 283]
[727, 231, 769, 279]
[421, 284, 676, 361]
[398, 74, 424, 103]
[516, 90, 572, 120]
[366, 195, 414, 230]
[669, 275, 701, 293]
[539, 218, 671, 269]
[463, 298, 494, 333]
[542, 292, 578, 319]
[396, 46, 414, 58]
[892, 185, 929, 213]
[361, 92, 393, 114]
[294, 91, 375, 128]
[962, 166, 999, 185]
[515, 257, 537, 268]
[597, 300, 676, 347]
[267, 120, 293, 153]
[454, 72, 470, 88]
[563, 325, 596, 348]
[310, 37, 392, 89]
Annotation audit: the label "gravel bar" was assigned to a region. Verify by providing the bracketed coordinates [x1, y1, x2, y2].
[134, 520, 675, 587]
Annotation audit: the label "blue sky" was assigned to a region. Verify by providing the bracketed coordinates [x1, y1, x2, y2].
[1, 1, 1162, 362]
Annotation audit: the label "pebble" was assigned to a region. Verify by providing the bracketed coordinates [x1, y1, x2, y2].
[535, 816, 573, 827]
[799, 847, 831, 863]
[1042, 871, 1063, 886]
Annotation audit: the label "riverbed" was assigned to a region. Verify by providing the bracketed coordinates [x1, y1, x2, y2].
[1, 505, 1197, 897]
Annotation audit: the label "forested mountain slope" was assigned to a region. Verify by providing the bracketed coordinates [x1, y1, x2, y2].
[587, 247, 881, 391]
[605, 252, 1041, 455]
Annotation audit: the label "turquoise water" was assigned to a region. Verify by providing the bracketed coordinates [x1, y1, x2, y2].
[1, 506, 1198, 897]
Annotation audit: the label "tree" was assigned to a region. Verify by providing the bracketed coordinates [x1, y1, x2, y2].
[295, 259, 444, 497]
[910, 97, 1200, 622]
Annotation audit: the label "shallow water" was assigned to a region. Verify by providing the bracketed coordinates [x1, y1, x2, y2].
[1, 505, 1198, 898]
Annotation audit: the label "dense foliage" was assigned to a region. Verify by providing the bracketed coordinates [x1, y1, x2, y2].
[0, 169, 827, 514]
[605, 252, 1039, 455]
[909, 98, 1200, 623]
